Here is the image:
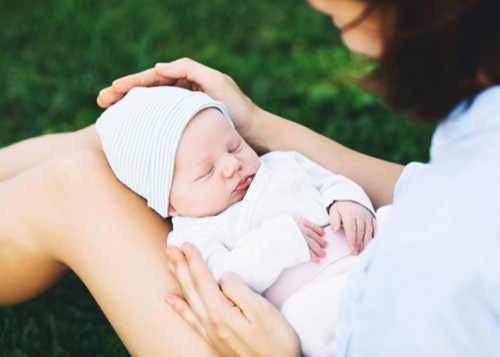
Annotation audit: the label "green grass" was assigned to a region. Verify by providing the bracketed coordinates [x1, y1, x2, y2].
[0, 0, 434, 354]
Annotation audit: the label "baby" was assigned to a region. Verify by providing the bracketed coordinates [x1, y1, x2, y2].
[96, 87, 376, 356]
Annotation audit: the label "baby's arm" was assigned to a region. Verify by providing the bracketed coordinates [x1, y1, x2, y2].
[292, 152, 377, 255]
[168, 215, 324, 294]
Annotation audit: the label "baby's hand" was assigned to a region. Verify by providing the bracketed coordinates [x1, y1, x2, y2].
[294, 217, 327, 264]
[329, 201, 377, 256]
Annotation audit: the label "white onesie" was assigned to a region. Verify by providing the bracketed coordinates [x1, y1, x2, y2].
[168, 151, 375, 356]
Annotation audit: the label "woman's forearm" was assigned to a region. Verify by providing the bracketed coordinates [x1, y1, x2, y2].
[252, 108, 403, 209]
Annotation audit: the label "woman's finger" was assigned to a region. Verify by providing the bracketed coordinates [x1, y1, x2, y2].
[113, 67, 176, 93]
[181, 243, 236, 311]
[168, 245, 210, 322]
[155, 58, 222, 93]
[217, 272, 268, 323]
[97, 86, 126, 108]
[165, 294, 209, 341]
[97, 67, 184, 108]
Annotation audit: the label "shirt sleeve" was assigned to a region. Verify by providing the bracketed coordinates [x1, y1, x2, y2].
[393, 161, 427, 203]
[291, 152, 376, 216]
[168, 215, 310, 294]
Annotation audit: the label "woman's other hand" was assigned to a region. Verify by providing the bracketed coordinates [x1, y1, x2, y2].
[97, 58, 260, 143]
[165, 243, 301, 357]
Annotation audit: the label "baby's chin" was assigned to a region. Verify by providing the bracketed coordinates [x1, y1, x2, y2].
[203, 192, 248, 217]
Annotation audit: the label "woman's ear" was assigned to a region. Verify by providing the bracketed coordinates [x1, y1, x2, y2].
[168, 204, 178, 217]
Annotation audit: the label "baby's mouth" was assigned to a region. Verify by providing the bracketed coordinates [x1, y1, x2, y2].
[235, 175, 255, 192]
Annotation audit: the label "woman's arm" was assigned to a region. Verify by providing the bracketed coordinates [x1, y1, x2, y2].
[97, 59, 403, 209]
[253, 109, 404, 209]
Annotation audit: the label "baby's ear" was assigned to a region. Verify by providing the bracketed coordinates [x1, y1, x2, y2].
[167, 204, 178, 217]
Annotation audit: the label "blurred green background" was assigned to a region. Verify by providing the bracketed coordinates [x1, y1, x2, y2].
[0, 0, 434, 354]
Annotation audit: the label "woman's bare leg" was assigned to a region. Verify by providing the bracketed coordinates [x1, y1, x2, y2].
[0, 125, 101, 182]
[0, 150, 217, 356]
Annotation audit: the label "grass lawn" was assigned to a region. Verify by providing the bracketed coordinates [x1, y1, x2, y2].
[0, 0, 434, 354]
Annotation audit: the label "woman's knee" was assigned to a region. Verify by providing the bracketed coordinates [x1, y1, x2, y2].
[73, 124, 103, 152]
[48, 149, 149, 222]
[51, 149, 116, 195]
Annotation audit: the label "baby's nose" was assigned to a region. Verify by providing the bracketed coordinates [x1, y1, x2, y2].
[222, 156, 242, 177]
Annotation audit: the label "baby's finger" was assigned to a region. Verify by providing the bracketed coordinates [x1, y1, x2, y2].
[306, 237, 326, 259]
[309, 251, 320, 264]
[329, 206, 342, 232]
[373, 219, 378, 237]
[354, 220, 365, 255]
[343, 217, 357, 255]
[303, 219, 325, 236]
[363, 222, 373, 250]
[305, 228, 328, 248]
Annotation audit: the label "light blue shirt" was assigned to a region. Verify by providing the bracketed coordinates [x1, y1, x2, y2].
[336, 85, 500, 356]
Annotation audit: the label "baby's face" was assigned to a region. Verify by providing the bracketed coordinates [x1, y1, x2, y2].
[168, 108, 261, 217]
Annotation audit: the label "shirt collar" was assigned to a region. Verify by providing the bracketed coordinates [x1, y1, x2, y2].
[430, 85, 500, 162]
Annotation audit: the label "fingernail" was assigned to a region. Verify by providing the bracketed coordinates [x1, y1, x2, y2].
[156, 63, 172, 70]
[334, 225, 340, 230]
[165, 296, 175, 306]
[167, 263, 175, 274]
[181, 242, 190, 252]
[166, 248, 172, 260]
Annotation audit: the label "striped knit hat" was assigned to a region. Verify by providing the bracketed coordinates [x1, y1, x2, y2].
[96, 86, 233, 218]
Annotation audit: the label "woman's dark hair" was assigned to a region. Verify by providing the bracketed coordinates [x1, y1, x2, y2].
[353, 0, 500, 121]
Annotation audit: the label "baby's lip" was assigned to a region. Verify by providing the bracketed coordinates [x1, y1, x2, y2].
[235, 175, 255, 192]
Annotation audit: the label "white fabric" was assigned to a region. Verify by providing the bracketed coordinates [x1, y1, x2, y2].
[96, 86, 232, 218]
[282, 272, 350, 357]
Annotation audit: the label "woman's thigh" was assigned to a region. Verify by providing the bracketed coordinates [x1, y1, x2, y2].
[0, 149, 217, 355]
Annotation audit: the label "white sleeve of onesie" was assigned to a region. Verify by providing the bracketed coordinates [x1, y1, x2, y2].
[291, 152, 376, 216]
[168, 215, 310, 294]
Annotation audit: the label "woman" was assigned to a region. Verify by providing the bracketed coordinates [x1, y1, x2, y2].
[1, 0, 498, 355]
[99, 0, 500, 355]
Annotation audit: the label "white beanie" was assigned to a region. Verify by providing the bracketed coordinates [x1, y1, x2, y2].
[96, 86, 233, 218]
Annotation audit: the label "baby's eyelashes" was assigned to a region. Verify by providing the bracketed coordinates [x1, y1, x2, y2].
[229, 141, 242, 153]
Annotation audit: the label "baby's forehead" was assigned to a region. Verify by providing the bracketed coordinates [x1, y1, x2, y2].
[176, 108, 236, 157]
[184, 107, 235, 134]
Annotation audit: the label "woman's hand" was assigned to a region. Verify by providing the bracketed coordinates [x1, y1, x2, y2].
[97, 58, 260, 142]
[165, 243, 301, 357]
